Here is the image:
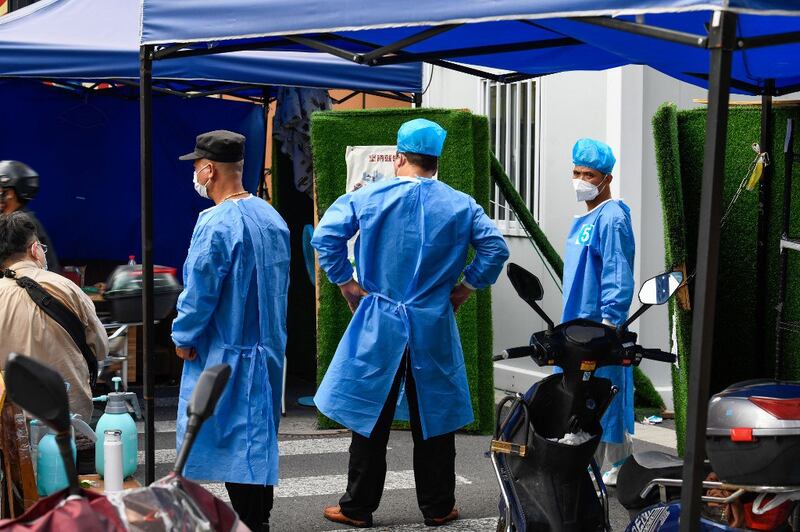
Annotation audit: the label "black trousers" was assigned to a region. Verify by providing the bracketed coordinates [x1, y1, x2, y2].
[225, 482, 274, 532]
[339, 353, 456, 521]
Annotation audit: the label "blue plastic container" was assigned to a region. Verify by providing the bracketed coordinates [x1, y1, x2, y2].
[36, 431, 77, 496]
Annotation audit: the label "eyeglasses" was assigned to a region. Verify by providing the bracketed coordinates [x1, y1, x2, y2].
[37, 242, 47, 254]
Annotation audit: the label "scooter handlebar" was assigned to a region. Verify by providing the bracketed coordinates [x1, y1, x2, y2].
[492, 351, 509, 362]
[493, 345, 542, 362]
[639, 348, 677, 364]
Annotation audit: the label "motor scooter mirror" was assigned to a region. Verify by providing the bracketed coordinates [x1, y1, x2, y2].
[506, 263, 555, 330]
[174, 363, 231, 475]
[638, 271, 684, 306]
[507, 263, 544, 303]
[5, 353, 71, 434]
[5, 353, 81, 495]
[188, 363, 232, 422]
[620, 271, 684, 332]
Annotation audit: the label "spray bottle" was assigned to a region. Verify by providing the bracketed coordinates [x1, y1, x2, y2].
[35, 415, 95, 496]
[94, 376, 141, 478]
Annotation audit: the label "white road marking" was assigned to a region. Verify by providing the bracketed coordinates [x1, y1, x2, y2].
[136, 420, 177, 434]
[633, 422, 677, 449]
[136, 448, 177, 464]
[199, 470, 471, 501]
[278, 438, 353, 456]
[138, 437, 357, 464]
[323, 517, 498, 531]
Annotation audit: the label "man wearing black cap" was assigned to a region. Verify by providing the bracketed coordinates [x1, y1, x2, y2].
[172, 130, 291, 532]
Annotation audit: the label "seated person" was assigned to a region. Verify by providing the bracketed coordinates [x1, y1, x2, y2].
[0, 211, 107, 421]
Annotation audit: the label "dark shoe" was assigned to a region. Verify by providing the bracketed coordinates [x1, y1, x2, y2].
[424, 508, 459, 526]
[323, 505, 373, 528]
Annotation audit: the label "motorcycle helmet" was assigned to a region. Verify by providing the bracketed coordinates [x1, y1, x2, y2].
[0, 160, 40, 203]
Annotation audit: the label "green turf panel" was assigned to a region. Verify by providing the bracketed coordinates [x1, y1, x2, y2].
[652, 103, 800, 455]
[473, 114, 496, 434]
[634, 363, 666, 410]
[652, 103, 692, 455]
[310, 108, 494, 432]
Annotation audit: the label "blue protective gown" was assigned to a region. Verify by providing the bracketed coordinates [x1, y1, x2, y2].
[312, 177, 509, 439]
[562, 199, 635, 444]
[172, 196, 290, 486]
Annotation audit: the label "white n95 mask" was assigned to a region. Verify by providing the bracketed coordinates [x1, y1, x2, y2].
[572, 176, 607, 202]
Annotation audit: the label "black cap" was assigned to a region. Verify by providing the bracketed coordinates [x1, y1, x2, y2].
[179, 130, 245, 163]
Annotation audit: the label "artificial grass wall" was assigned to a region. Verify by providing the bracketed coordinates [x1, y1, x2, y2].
[653, 103, 800, 455]
[310, 108, 495, 433]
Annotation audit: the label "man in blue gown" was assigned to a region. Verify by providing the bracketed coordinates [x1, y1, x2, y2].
[313, 119, 509, 528]
[562, 138, 635, 486]
[172, 130, 290, 531]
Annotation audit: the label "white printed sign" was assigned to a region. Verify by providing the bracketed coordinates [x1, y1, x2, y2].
[343, 145, 438, 282]
[345, 145, 398, 193]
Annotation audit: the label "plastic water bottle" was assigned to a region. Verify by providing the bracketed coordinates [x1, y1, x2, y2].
[103, 430, 124, 492]
[95, 377, 140, 478]
[128, 255, 136, 267]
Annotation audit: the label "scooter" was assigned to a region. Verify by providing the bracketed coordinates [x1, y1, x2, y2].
[0, 353, 240, 531]
[617, 386, 800, 531]
[490, 263, 680, 532]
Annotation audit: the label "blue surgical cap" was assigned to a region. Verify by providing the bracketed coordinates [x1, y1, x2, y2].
[572, 138, 616, 175]
[397, 118, 447, 157]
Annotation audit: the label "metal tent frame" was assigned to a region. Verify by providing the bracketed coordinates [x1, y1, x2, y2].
[141, 9, 800, 528]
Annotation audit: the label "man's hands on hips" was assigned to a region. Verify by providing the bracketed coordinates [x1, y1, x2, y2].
[450, 282, 474, 313]
[340, 279, 368, 313]
[175, 346, 197, 361]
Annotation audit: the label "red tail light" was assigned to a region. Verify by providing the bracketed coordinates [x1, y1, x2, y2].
[749, 396, 800, 420]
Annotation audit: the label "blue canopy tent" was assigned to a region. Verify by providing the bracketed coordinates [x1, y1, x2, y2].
[0, 0, 423, 485]
[140, 1, 800, 526]
[0, 0, 422, 266]
[0, 0, 422, 96]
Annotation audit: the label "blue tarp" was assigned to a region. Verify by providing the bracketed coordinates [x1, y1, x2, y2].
[0, 0, 422, 93]
[0, 80, 264, 269]
[140, 0, 800, 94]
[140, 0, 800, 44]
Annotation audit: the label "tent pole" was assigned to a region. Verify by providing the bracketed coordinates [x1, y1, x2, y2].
[756, 80, 774, 376]
[260, 87, 271, 200]
[139, 44, 156, 486]
[679, 11, 736, 530]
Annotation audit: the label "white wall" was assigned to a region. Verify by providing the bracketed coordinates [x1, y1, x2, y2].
[422, 64, 708, 408]
[421, 64, 482, 112]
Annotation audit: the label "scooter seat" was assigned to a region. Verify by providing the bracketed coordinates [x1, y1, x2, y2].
[616, 451, 683, 512]
[632, 451, 683, 470]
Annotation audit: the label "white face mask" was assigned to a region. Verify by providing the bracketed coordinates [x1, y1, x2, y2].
[572, 175, 607, 202]
[193, 165, 211, 199]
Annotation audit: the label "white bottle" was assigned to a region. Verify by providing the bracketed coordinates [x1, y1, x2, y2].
[103, 430, 124, 493]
